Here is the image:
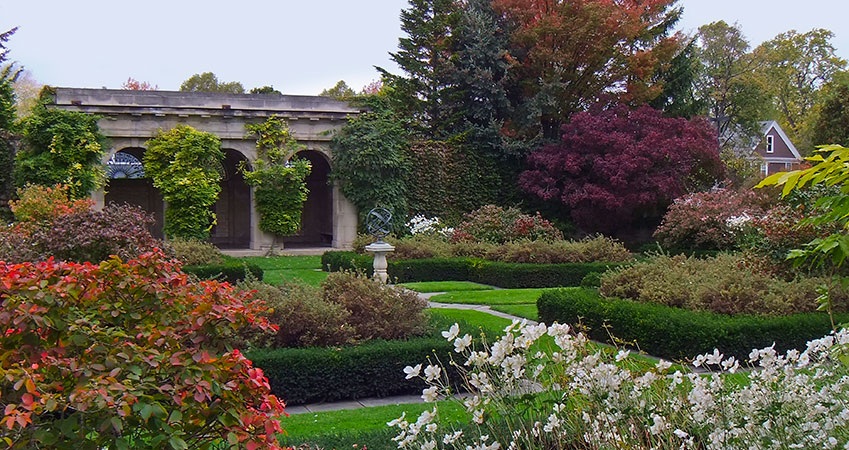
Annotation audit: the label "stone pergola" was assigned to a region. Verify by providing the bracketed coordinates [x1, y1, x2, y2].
[51, 87, 360, 250]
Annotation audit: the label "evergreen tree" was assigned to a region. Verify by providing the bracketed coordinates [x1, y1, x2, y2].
[377, 0, 459, 139]
[649, 38, 704, 118]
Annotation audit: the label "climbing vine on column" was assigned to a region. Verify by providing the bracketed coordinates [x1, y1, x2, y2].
[242, 116, 311, 237]
[143, 125, 224, 240]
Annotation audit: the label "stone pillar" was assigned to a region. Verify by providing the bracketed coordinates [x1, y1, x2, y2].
[364, 241, 395, 283]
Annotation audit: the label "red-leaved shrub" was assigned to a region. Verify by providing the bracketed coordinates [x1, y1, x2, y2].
[654, 189, 768, 251]
[451, 205, 562, 244]
[0, 251, 285, 448]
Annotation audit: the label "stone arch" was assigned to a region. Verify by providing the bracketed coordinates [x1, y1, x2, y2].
[104, 147, 165, 238]
[282, 149, 333, 247]
[210, 149, 252, 248]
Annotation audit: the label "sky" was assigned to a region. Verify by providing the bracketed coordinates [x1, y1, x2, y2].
[1, 0, 847, 95]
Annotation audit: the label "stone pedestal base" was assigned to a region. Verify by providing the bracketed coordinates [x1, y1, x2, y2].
[364, 241, 395, 283]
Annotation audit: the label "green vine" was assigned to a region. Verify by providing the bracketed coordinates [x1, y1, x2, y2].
[243, 116, 311, 237]
[143, 125, 224, 240]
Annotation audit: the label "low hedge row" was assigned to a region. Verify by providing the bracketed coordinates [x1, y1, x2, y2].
[537, 288, 847, 361]
[247, 336, 455, 405]
[182, 261, 263, 284]
[321, 251, 618, 288]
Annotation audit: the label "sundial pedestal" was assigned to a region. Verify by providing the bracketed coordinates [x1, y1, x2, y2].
[364, 241, 395, 283]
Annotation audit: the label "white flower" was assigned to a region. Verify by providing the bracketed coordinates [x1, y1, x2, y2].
[421, 440, 436, 450]
[443, 431, 463, 444]
[674, 429, 689, 439]
[705, 349, 723, 365]
[404, 364, 422, 379]
[442, 323, 460, 341]
[422, 386, 438, 402]
[424, 364, 442, 382]
[649, 414, 667, 435]
[387, 412, 407, 427]
[615, 349, 630, 362]
[656, 359, 672, 371]
[454, 334, 472, 353]
[426, 424, 437, 433]
[472, 409, 484, 424]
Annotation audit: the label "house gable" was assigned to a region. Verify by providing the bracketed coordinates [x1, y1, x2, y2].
[753, 121, 802, 161]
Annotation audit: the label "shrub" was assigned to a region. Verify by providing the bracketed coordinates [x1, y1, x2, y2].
[483, 236, 632, 264]
[0, 251, 285, 449]
[238, 279, 355, 348]
[169, 237, 224, 266]
[0, 202, 163, 264]
[182, 261, 263, 284]
[580, 271, 603, 288]
[322, 271, 429, 341]
[537, 287, 847, 361]
[9, 183, 93, 223]
[452, 205, 562, 244]
[599, 253, 847, 316]
[653, 189, 768, 251]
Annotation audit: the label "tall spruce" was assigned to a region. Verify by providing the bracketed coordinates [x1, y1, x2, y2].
[378, 0, 459, 139]
[649, 38, 704, 118]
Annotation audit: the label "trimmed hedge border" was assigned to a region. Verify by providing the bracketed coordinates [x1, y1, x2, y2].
[247, 336, 455, 405]
[321, 251, 620, 288]
[537, 288, 848, 361]
[182, 261, 263, 284]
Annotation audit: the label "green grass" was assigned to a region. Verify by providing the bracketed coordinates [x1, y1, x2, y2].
[429, 288, 546, 305]
[283, 401, 464, 438]
[237, 255, 327, 286]
[430, 308, 513, 336]
[492, 304, 539, 320]
[398, 281, 494, 293]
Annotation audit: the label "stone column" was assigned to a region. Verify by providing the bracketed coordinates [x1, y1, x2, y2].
[364, 241, 395, 283]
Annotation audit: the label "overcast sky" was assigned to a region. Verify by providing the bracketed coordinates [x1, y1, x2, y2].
[1, 1, 847, 95]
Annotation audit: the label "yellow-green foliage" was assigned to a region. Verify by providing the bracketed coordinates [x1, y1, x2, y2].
[143, 125, 223, 240]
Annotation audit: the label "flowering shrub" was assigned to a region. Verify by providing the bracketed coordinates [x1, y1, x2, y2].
[407, 215, 453, 237]
[451, 205, 562, 244]
[599, 253, 847, 316]
[9, 184, 93, 223]
[0, 251, 285, 449]
[744, 204, 843, 276]
[654, 189, 768, 251]
[393, 320, 849, 449]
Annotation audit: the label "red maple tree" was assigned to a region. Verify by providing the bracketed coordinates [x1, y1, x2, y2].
[519, 104, 724, 232]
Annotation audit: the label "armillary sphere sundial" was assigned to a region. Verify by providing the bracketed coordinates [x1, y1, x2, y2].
[364, 207, 395, 283]
[365, 207, 393, 242]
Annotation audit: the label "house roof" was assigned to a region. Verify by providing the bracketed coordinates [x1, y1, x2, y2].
[757, 120, 802, 160]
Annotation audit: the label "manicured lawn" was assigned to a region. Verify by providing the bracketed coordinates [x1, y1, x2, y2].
[429, 288, 546, 305]
[399, 281, 494, 293]
[492, 304, 538, 321]
[283, 401, 465, 438]
[238, 255, 327, 286]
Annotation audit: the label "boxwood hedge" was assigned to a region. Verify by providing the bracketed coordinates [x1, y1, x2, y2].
[537, 287, 847, 361]
[247, 336, 455, 405]
[182, 261, 263, 284]
[321, 251, 620, 288]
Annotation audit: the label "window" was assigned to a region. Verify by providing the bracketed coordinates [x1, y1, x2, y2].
[766, 135, 774, 153]
[761, 163, 768, 176]
[785, 162, 793, 170]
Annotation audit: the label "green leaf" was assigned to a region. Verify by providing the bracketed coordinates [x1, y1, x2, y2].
[169, 436, 189, 450]
[140, 403, 153, 421]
